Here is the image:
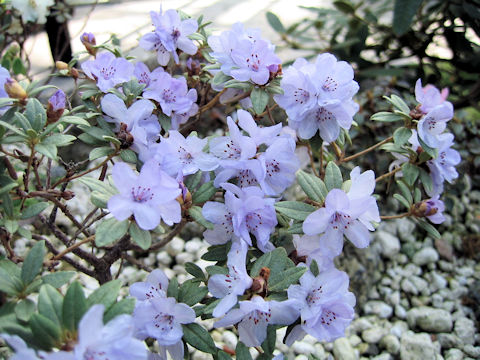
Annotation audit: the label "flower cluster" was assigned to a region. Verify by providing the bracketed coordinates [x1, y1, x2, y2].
[275, 54, 359, 143]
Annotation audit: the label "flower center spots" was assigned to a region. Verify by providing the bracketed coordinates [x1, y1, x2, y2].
[246, 212, 263, 232]
[131, 186, 154, 203]
[331, 212, 352, 230]
[172, 28, 181, 41]
[320, 309, 337, 326]
[223, 140, 242, 159]
[177, 146, 193, 164]
[294, 88, 310, 104]
[248, 310, 272, 325]
[83, 349, 109, 360]
[162, 89, 177, 103]
[265, 159, 280, 177]
[315, 107, 335, 123]
[322, 76, 338, 92]
[425, 116, 437, 131]
[306, 286, 323, 305]
[153, 40, 168, 54]
[238, 169, 258, 187]
[138, 71, 150, 85]
[439, 151, 446, 166]
[246, 53, 261, 72]
[100, 66, 116, 80]
[145, 282, 164, 299]
[153, 313, 175, 333]
[221, 212, 234, 234]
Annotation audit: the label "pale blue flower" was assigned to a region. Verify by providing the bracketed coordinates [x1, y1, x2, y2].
[214, 296, 299, 347]
[130, 269, 169, 301]
[134, 62, 164, 88]
[415, 78, 449, 114]
[423, 196, 446, 224]
[82, 52, 134, 93]
[286, 268, 355, 344]
[417, 101, 453, 148]
[208, 241, 252, 317]
[108, 161, 181, 230]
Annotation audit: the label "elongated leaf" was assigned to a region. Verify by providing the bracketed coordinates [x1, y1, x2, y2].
[89, 146, 115, 161]
[393, 0, 423, 36]
[396, 180, 413, 205]
[86, 279, 122, 310]
[20, 202, 49, 220]
[393, 193, 411, 210]
[236, 342, 253, 360]
[251, 87, 269, 115]
[401, 162, 419, 186]
[269, 266, 307, 291]
[59, 116, 91, 127]
[103, 298, 135, 323]
[35, 143, 57, 160]
[95, 218, 129, 247]
[182, 323, 217, 354]
[21, 240, 45, 285]
[0, 267, 22, 296]
[324, 161, 342, 190]
[189, 206, 214, 229]
[416, 219, 441, 239]
[25, 98, 46, 131]
[29, 313, 61, 350]
[266, 11, 285, 33]
[129, 222, 151, 250]
[42, 271, 75, 288]
[274, 201, 316, 221]
[63, 281, 87, 332]
[296, 170, 327, 203]
[192, 181, 217, 204]
[185, 262, 206, 281]
[393, 127, 412, 146]
[178, 280, 208, 306]
[15, 299, 36, 322]
[370, 112, 405, 123]
[38, 284, 63, 326]
[250, 247, 289, 277]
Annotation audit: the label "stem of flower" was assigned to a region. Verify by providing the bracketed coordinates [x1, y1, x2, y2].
[331, 142, 343, 160]
[199, 88, 227, 113]
[375, 167, 402, 182]
[342, 136, 393, 163]
[52, 235, 96, 261]
[305, 142, 319, 177]
[380, 212, 410, 220]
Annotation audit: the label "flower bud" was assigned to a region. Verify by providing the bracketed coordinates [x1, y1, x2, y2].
[47, 89, 66, 123]
[81, 32, 97, 56]
[55, 61, 69, 70]
[412, 200, 437, 218]
[61, 190, 75, 200]
[4, 78, 26, 101]
[70, 67, 79, 79]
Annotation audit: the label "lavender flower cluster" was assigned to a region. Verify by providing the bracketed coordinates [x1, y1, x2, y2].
[0, 5, 461, 360]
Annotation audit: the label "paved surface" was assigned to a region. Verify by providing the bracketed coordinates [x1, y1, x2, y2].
[25, 0, 323, 78]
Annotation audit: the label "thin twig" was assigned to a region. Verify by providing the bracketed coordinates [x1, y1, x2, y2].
[331, 142, 343, 160]
[376, 167, 402, 182]
[380, 212, 410, 220]
[342, 136, 393, 163]
[305, 142, 318, 177]
[52, 235, 95, 261]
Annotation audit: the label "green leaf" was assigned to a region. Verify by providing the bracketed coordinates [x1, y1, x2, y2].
[266, 11, 285, 33]
[310, 259, 319, 277]
[401, 162, 419, 186]
[189, 206, 214, 229]
[269, 266, 307, 291]
[25, 99, 46, 131]
[0, 120, 28, 138]
[261, 325, 277, 355]
[224, 79, 253, 91]
[42, 271, 76, 288]
[384, 95, 411, 114]
[62, 281, 87, 332]
[236, 342, 253, 360]
[0, 267, 22, 295]
[167, 277, 179, 300]
[324, 161, 343, 190]
[15, 299, 36, 322]
[212, 72, 232, 87]
[185, 171, 203, 191]
[251, 87, 270, 115]
[35, 143, 57, 160]
[4, 218, 18, 234]
[38, 284, 63, 326]
[178, 279, 208, 306]
[250, 247, 290, 277]
[393, 0, 423, 36]
[86, 279, 122, 309]
[419, 168, 433, 195]
[129, 222, 151, 250]
[206, 265, 228, 276]
[393, 193, 411, 210]
[59, 116, 91, 127]
[0, 182, 19, 197]
[89, 146, 114, 161]
[182, 323, 217, 354]
[185, 262, 206, 281]
[417, 136, 438, 158]
[95, 218, 129, 247]
[396, 180, 413, 205]
[103, 298, 135, 323]
[21, 240, 45, 285]
[120, 149, 137, 164]
[192, 181, 217, 204]
[333, 0, 355, 14]
[416, 219, 441, 239]
[370, 112, 405, 123]
[274, 201, 316, 221]
[287, 222, 304, 234]
[201, 243, 231, 262]
[29, 313, 61, 350]
[296, 170, 328, 203]
[20, 202, 49, 220]
[393, 127, 413, 146]
[78, 177, 116, 195]
[12, 57, 26, 75]
[23, 278, 43, 295]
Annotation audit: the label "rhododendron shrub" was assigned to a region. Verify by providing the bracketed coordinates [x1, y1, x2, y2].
[0, 6, 460, 360]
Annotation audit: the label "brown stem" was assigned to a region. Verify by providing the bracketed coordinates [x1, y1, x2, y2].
[331, 142, 343, 160]
[265, 105, 275, 126]
[122, 253, 152, 272]
[305, 143, 318, 177]
[380, 212, 410, 220]
[376, 167, 402, 182]
[199, 88, 227, 113]
[319, 145, 325, 178]
[52, 235, 95, 261]
[342, 136, 394, 163]
[137, 218, 187, 253]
